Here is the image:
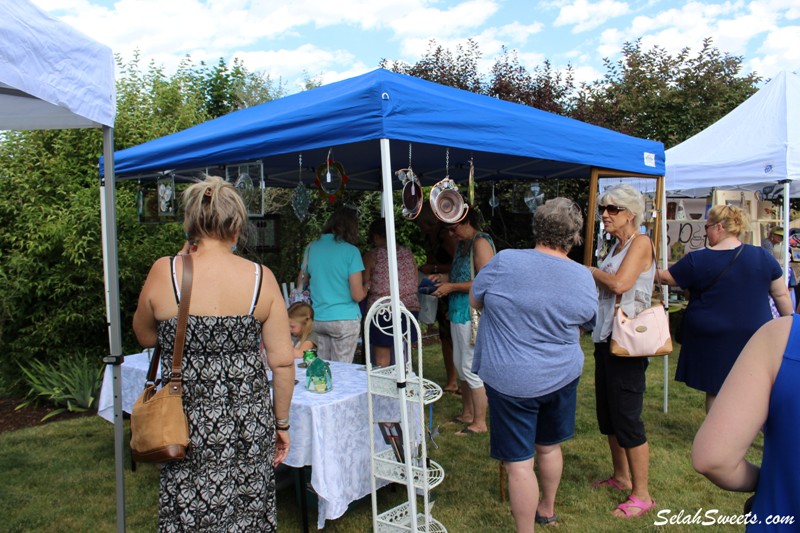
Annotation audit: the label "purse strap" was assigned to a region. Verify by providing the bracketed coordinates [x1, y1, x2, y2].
[145, 254, 194, 385]
[695, 244, 744, 297]
[468, 232, 495, 281]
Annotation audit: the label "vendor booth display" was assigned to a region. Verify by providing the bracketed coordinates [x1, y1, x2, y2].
[108, 68, 664, 530]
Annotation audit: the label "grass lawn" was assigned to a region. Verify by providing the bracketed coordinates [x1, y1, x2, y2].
[0, 336, 759, 532]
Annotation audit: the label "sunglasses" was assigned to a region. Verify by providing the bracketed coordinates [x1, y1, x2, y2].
[597, 204, 627, 216]
[704, 222, 718, 231]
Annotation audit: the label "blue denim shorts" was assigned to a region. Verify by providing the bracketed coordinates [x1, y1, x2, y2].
[486, 377, 580, 462]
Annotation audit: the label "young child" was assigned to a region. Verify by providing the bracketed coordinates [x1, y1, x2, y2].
[288, 302, 317, 359]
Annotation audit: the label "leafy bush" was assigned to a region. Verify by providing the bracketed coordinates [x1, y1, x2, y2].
[17, 355, 103, 420]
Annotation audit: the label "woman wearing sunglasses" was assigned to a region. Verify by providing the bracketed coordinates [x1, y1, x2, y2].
[588, 184, 656, 518]
[429, 208, 495, 436]
[657, 205, 792, 413]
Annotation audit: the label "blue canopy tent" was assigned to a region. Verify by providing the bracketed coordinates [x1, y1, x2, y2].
[107, 68, 666, 528]
[110, 69, 663, 188]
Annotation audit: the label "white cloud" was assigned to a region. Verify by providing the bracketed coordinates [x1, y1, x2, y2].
[554, 0, 631, 33]
[749, 24, 800, 77]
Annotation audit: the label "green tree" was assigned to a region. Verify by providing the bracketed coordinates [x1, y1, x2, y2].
[0, 54, 282, 392]
[573, 38, 760, 148]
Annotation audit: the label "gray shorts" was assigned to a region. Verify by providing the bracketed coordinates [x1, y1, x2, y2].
[313, 320, 361, 363]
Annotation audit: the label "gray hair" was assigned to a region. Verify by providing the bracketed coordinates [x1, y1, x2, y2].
[597, 184, 646, 228]
[533, 197, 583, 252]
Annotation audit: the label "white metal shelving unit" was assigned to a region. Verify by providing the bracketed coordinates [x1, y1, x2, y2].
[364, 296, 446, 533]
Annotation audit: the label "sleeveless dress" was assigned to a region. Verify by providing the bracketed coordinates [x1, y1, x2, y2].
[449, 232, 494, 324]
[748, 315, 800, 532]
[157, 260, 275, 532]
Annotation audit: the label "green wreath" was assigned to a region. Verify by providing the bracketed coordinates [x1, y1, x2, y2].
[315, 159, 348, 203]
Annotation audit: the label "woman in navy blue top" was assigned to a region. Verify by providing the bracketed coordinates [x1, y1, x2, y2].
[693, 315, 800, 531]
[659, 204, 792, 412]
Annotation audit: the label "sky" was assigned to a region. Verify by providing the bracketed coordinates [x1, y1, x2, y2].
[33, 0, 800, 92]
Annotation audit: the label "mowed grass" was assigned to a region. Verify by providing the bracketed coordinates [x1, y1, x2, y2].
[0, 336, 760, 532]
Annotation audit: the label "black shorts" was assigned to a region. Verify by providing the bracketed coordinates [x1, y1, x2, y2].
[594, 341, 648, 448]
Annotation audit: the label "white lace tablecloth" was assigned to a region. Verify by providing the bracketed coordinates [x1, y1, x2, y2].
[98, 354, 421, 530]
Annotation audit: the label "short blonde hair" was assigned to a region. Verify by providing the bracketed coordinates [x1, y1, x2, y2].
[707, 205, 749, 237]
[597, 184, 646, 228]
[183, 175, 248, 245]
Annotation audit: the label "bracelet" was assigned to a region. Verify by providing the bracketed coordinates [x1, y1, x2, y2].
[276, 417, 289, 426]
[276, 425, 290, 431]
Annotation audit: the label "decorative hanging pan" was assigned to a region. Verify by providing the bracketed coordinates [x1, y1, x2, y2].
[396, 168, 423, 220]
[430, 177, 468, 224]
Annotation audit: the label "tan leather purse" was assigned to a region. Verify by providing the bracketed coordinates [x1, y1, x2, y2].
[130, 255, 193, 463]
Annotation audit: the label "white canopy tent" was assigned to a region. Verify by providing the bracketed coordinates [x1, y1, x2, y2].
[0, 2, 123, 531]
[665, 70, 800, 280]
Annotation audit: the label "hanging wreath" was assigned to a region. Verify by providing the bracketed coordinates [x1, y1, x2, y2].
[315, 159, 348, 203]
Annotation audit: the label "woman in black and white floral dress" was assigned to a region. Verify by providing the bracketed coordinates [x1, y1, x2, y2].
[134, 175, 295, 532]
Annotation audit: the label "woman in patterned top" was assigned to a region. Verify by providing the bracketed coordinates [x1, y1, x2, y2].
[133, 175, 295, 532]
[363, 218, 420, 367]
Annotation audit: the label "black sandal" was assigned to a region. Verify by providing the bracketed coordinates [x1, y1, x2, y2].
[535, 512, 558, 526]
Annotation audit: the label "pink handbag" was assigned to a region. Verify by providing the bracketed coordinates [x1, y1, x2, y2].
[609, 304, 672, 357]
[609, 240, 672, 358]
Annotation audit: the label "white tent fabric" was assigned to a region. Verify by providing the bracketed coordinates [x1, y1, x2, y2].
[1, 3, 123, 532]
[664, 71, 800, 284]
[0, 1, 115, 129]
[665, 70, 800, 195]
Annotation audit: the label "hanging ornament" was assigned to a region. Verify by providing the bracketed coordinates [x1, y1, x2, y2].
[397, 144, 422, 220]
[489, 182, 500, 215]
[314, 148, 347, 203]
[468, 157, 475, 206]
[292, 154, 311, 221]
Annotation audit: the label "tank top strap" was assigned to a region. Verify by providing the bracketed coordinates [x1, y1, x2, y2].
[170, 256, 181, 304]
[249, 262, 263, 315]
[784, 314, 800, 363]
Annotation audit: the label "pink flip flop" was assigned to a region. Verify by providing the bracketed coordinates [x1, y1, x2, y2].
[591, 477, 628, 492]
[615, 496, 656, 518]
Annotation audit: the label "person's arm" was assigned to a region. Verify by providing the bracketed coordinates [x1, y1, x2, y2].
[349, 270, 368, 303]
[293, 339, 316, 358]
[591, 236, 652, 295]
[692, 317, 789, 491]
[259, 269, 295, 467]
[362, 250, 375, 294]
[656, 269, 679, 287]
[432, 237, 495, 298]
[769, 277, 794, 316]
[132, 257, 172, 348]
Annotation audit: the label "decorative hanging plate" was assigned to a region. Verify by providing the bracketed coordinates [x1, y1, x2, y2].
[315, 159, 348, 203]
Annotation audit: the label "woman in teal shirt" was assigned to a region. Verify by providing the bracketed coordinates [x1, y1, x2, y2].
[429, 209, 495, 436]
[301, 207, 367, 363]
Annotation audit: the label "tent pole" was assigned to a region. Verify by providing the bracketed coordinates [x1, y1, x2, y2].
[379, 138, 418, 529]
[782, 180, 791, 288]
[656, 176, 669, 414]
[584, 169, 600, 265]
[99, 126, 126, 533]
